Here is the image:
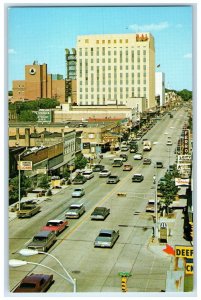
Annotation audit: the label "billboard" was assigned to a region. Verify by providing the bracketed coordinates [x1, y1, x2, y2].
[18, 161, 32, 170]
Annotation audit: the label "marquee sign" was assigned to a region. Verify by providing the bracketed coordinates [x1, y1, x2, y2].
[136, 34, 149, 42]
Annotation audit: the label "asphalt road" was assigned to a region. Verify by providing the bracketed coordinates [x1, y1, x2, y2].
[8, 107, 188, 294]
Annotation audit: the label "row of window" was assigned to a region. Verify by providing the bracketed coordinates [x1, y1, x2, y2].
[79, 91, 147, 100]
[79, 58, 147, 65]
[80, 86, 146, 92]
[79, 48, 147, 57]
[64, 142, 75, 155]
[84, 38, 130, 44]
[79, 92, 146, 102]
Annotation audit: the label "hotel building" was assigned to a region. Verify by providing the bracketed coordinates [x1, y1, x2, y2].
[76, 33, 155, 109]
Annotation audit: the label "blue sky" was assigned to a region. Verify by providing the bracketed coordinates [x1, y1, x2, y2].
[7, 5, 193, 91]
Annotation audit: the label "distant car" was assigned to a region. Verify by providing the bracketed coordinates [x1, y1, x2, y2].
[13, 273, 54, 293]
[132, 174, 144, 182]
[145, 200, 161, 213]
[91, 207, 110, 220]
[41, 219, 68, 236]
[65, 203, 85, 219]
[107, 175, 120, 184]
[166, 140, 173, 146]
[72, 188, 85, 197]
[82, 169, 94, 180]
[73, 175, 87, 184]
[133, 153, 143, 160]
[143, 158, 152, 165]
[155, 161, 163, 168]
[99, 169, 111, 177]
[94, 229, 119, 248]
[93, 164, 105, 172]
[119, 153, 128, 161]
[123, 164, 133, 171]
[121, 146, 129, 151]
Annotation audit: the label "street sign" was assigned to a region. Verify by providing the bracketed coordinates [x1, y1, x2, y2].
[175, 246, 193, 258]
[18, 161, 32, 170]
[37, 109, 52, 123]
[186, 263, 193, 275]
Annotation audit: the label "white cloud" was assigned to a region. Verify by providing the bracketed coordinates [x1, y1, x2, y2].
[129, 21, 169, 32]
[183, 53, 192, 59]
[8, 49, 17, 54]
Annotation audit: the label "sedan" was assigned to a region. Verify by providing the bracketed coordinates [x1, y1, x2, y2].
[107, 175, 120, 184]
[72, 175, 87, 184]
[13, 273, 54, 293]
[143, 158, 152, 165]
[94, 229, 119, 248]
[123, 164, 133, 171]
[65, 203, 85, 219]
[133, 153, 143, 160]
[132, 174, 144, 182]
[72, 188, 85, 197]
[91, 207, 110, 220]
[41, 219, 68, 236]
[166, 140, 173, 146]
[99, 169, 111, 177]
[82, 169, 94, 180]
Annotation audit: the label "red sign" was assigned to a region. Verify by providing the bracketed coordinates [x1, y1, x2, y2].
[136, 34, 149, 42]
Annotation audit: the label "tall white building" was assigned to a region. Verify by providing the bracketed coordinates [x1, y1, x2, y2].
[76, 33, 155, 109]
[155, 72, 165, 106]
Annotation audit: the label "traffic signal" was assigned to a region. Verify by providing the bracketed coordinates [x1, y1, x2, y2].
[121, 276, 127, 292]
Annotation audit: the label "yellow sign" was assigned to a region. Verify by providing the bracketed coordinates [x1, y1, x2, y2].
[186, 263, 193, 275]
[175, 246, 193, 258]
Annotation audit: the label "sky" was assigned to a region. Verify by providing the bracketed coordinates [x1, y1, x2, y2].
[7, 4, 193, 91]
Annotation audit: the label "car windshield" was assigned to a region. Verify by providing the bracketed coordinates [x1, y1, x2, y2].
[74, 189, 82, 192]
[19, 283, 36, 289]
[70, 205, 81, 210]
[47, 222, 58, 226]
[33, 237, 47, 242]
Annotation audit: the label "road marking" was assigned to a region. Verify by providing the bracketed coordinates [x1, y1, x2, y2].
[56, 163, 143, 245]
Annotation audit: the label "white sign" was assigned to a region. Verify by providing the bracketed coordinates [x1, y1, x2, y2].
[175, 178, 190, 186]
[18, 161, 32, 171]
[177, 155, 191, 164]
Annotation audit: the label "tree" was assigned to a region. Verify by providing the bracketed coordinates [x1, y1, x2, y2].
[159, 173, 179, 214]
[19, 111, 38, 122]
[38, 175, 50, 190]
[9, 174, 32, 205]
[74, 154, 88, 170]
[177, 89, 192, 101]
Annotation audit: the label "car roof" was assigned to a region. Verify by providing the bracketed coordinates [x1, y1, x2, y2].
[34, 231, 53, 237]
[100, 229, 114, 234]
[47, 220, 63, 223]
[94, 206, 107, 210]
[70, 203, 83, 207]
[133, 174, 142, 176]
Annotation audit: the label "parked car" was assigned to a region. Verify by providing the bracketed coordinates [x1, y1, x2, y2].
[91, 207, 110, 220]
[27, 231, 56, 252]
[99, 169, 111, 177]
[145, 200, 161, 213]
[92, 164, 105, 172]
[123, 164, 133, 171]
[82, 169, 94, 180]
[143, 158, 152, 165]
[65, 203, 85, 219]
[121, 146, 129, 151]
[13, 273, 54, 293]
[107, 175, 120, 184]
[119, 153, 128, 161]
[72, 174, 87, 184]
[166, 140, 173, 146]
[133, 153, 143, 160]
[155, 161, 163, 168]
[72, 188, 85, 197]
[41, 219, 68, 236]
[132, 174, 144, 182]
[94, 229, 119, 248]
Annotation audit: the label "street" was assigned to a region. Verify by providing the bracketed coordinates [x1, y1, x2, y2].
[8, 107, 191, 293]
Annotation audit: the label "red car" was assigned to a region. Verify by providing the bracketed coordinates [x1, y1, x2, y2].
[13, 273, 54, 293]
[41, 219, 68, 236]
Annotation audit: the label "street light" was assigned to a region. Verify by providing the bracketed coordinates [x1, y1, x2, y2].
[15, 248, 76, 292]
[9, 259, 75, 291]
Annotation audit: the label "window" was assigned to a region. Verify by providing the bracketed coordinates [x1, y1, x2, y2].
[143, 58, 146, 63]
[114, 39, 117, 43]
[125, 39, 128, 43]
[120, 39, 122, 43]
[96, 40, 99, 44]
[102, 40, 105, 44]
[85, 39, 89, 43]
[143, 50, 146, 55]
[108, 40, 111, 44]
[79, 48, 82, 56]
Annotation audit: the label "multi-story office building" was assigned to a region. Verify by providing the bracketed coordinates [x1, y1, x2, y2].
[76, 33, 155, 109]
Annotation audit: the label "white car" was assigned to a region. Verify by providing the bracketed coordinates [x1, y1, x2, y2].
[99, 169, 111, 177]
[166, 140, 172, 146]
[82, 169, 94, 180]
[65, 203, 85, 219]
[133, 153, 143, 160]
[72, 188, 85, 198]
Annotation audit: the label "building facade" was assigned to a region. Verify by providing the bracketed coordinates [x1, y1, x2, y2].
[155, 72, 165, 106]
[12, 62, 66, 103]
[76, 33, 155, 108]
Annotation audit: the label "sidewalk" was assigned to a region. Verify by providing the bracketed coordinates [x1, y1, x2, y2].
[148, 209, 192, 257]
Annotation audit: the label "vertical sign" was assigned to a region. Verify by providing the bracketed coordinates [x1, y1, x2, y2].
[183, 129, 190, 154]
